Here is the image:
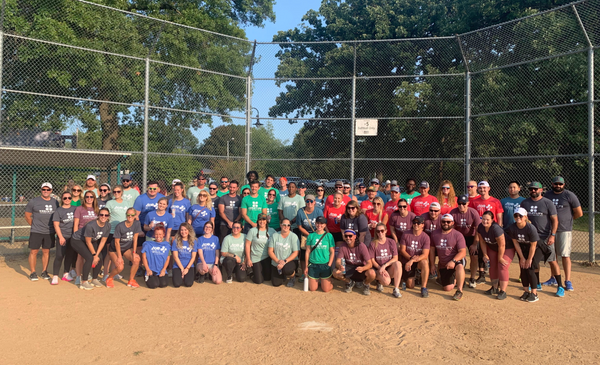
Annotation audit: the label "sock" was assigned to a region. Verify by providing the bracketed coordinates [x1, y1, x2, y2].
[555, 275, 563, 288]
[535, 272, 540, 283]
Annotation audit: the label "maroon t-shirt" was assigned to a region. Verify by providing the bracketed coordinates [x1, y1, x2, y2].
[339, 242, 371, 266]
[368, 238, 398, 266]
[400, 230, 431, 263]
[421, 213, 441, 236]
[450, 207, 481, 237]
[430, 229, 466, 267]
[74, 206, 97, 231]
[389, 211, 416, 241]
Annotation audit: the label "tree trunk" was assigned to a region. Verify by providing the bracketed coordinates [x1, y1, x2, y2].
[99, 101, 119, 150]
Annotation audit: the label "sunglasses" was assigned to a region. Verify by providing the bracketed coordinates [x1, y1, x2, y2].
[85, 196, 95, 199]
[209, 187, 217, 190]
[113, 190, 122, 193]
[398, 205, 408, 208]
[344, 235, 354, 238]
[442, 187, 450, 190]
[374, 203, 382, 206]
[343, 186, 350, 189]
[553, 183, 564, 186]
[429, 210, 440, 213]
[100, 189, 109, 192]
[306, 200, 314, 203]
[376, 229, 385, 233]
[441, 221, 453, 223]
[221, 181, 229, 183]
[347, 207, 357, 210]
[121, 179, 131, 182]
[317, 189, 324, 192]
[458, 202, 467, 206]
[372, 183, 380, 185]
[63, 197, 72, 200]
[335, 186, 342, 188]
[281, 224, 291, 227]
[72, 189, 82, 192]
[243, 192, 250, 195]
[148, 187, 158, 190]
[413, 222, 424, 225]
[99, 214, 110, 217]
[529, 188, 540, 191]
[467, 185, 476, 188]
[514, 214, 523, 218]
[42, 188, 52, 191]
[126, 214, 136, 217]
[268, 193, 276, 196]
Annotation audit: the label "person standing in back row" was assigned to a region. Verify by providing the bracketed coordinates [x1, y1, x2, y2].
[469, 181, 504, 225]
[400, 178, 420, 205]
[541, 176, 582, 292]
[187, 174, 209, 206]
[500, 181, 525, 227]
[450, 195, 482, 288]
[410, 181, 439, 216]
[120, 174, 139, 205]
[467, 180, 480, 202]
[218, 180, 241, 243]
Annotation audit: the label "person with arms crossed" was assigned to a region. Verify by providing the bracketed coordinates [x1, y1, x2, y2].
[477, 211, 514, 300]
[429, 214, 467, 301]
[304, 216, 335, 292]
[450, 195, 482, 288]
[399, 216, 431, 298]
[332, 229, 376, 295]
[500, 181, 525, 227]
[410, 181, 439, 216]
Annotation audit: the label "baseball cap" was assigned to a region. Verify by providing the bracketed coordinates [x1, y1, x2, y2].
[279, 177, 287, 183]
[344, 229, 356, 236]
[370, 178, 380, 184]
[41, 182, 53, 189]
[257, 213, 268, 221]
[419, 181, 429, 188]
[298, 182, 307, 188]
[121, 174, 132, 181]
[478, 181, 490, 188]
[172, 179, 182, 185]
[385, 180, 391, 185]
[430, 202, 441, 209]
[343, 183, 351, 188]
[305, 194, 316, 201]
[515, 207, 528, 216]
[358, 183, 366, 188]
[457, 195, 469, 204]
[316, 216, 327, 224]
[412, 216, 424, 224]
[390, 186, 400, 193]
[390, 180, 398, 186]
[529, 181, 543, 189]
[100, 183, 111, 190]
[335, 180, 344, 186]
[367, 186, 377, 192]
[441, 214, 454, 222]
[86, 174, 96, 181]
[552, 176, 565, 184]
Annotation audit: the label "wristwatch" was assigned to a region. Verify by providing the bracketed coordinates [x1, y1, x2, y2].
[551, 233, 556, 236]
[452, 259, 460, 265]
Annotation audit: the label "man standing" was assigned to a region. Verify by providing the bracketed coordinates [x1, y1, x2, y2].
[25, 183, 59, 281]
[218, 180, 241, 243]
[332, 229, 376, 296]
[410, 181, 439, 216]
[342, 182, 357, 202]
[187, 173, 208, 205]
[240, 180, 268, 233]
[297, 181, 308, 198]
[541, 176, 582, 292]
[355, 183, 368, 202]
[133, 181, 165, 236]
[278, 177, 289, 198]
[369, 178, 388, 203]
[217, 176, 230, 197]
[120, 174, 139, 204]
[384, 185, 401, 217]
[451, 195, 482, 287]
[259, 175, 280, 203]
[278, 182, 305, 232]
[467, 180, 480, 202]
[520, 182, 562, 297]
[469, 181, 504, 226]
[500, 181, 525, 227]
[359, 186, 378, 211]
[429, 214, 467, 301]
[400, 178, 420, 204]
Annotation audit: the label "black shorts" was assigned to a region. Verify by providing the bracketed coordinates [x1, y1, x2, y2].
[332, 232, 343, 242]
[108, 245, 132, 255]
[439, 259, 465, 286]
[299, 248, 306, 261]
[29, 232, 55, 250]
[465, 236, 477, 254]
[402, 261, 418, 279]
[345, 265, 366, 282]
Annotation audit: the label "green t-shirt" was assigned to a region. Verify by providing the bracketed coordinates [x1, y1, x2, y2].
[268, 232, 300, 266]
[71, 199, 82, 207]
[216, 189, 229, 197]
[259, 187, 280, 204]
[187, 186, 209, 205]
[105, 199, 130, 234]
[247, 227, 276, 263]
[121, 188, 139, 206]
[400, 191, 421, 205]
[266, 201, 280, 230]
[306, 232, 335, 265]
[220, 234, 246, 263]
[278, 194, 305, 229]
[241, 194, 267, 224]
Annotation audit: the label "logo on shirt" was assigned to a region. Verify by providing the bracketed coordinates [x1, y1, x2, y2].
[125, 231, 134, 241]
[517, 234, 526, 243]
[63, 212, 74, 223]
[145, 203, 158, 211]
[484, 237, 492, 244]
[277, 241, 290, 250]
[39, 205, 54, 214]
[528, 206, 542, 216]
[251, 201, 259, 209]
[349, 252, 357, 262]
[347, 222, 354, 230]
[172, 205, 186, 213]
[151, 245, 168, 254]
[203, 242, 217, 250]
[95, 231, 103, 240]
[228, 201, 237, 210]
[439, 239, 448, 249]
[397, 222, 408, 230]
[460, 218, 467, 227]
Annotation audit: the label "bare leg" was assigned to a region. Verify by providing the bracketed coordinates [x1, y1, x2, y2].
[419, 260, 429, 288]
[320, 278, 333, 292]
[562, 256, 571, 282]
[41, 249, 50, 272]
[29, 249, 39, 273]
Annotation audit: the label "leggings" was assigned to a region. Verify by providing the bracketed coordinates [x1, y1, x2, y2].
[488, 248, 515, 282]
[146, 273, 169, 289]
[251, 258, 272, 284]
[172, 267, 195, 288]
[519, 243, 544, 289]
[219, 225, 232, 247]
[70, 238, 102, 280]
[53, 237, 75, 276]
[222, 256, 247, 282]
[271, 261, 298, 287]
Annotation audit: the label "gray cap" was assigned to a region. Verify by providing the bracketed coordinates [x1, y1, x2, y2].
[390, 180, 398, 186]
[121, 174, 132, 181]
[305, 194, 316, 201]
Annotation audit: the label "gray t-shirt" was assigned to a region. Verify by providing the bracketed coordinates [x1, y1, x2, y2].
[113, 220, 143, 250]
[72, 219, 111, 243]
[519, 197, 557, 239]
[543, 189, 581, 232]
[25, 196, 59, 234]
[218, 194, 241, 224]
[52, 206, 77, 238]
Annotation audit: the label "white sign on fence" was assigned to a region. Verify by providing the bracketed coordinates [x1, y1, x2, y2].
[355, 119, 378, 136]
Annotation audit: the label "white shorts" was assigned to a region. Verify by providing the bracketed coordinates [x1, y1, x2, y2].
[554, 231, 572, 257]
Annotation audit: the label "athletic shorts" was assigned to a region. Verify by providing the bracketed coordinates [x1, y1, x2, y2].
[439, 259, 465, 286]
[555, 231, 572, 257]
[345, 265, 366, 282]
[402, 261, 419, 279]
[540, 237, 557, 262]
[308, 263, 332, 280]
[108, 244, 132, 255]
[29, 232, 55, 250]
[465, 236, 477, 253]
[332, 231, 343, 242]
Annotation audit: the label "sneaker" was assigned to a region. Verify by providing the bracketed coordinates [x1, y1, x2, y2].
[29, 272, 39, 281]
[51, 276, 59, 285]
[484, 286, 498, 295]
[226, 278, 233, 284]
[136, 268, 144, 277]
[41, 271, 51, 280]
[565, 281, 574, 291]
[127, 280, 140, 288]
[286, 277, 296, 287]
[62, 272, 73, 282]
[542, 276, 557, 286]
[402, 282, 407, 290]
[79, 281, 94, 290]
[376, 283, 384, 292]
[556, 286, 565, 298]
[476, 274, 486, 284]
[468, 278, 477, 288]
[355, 281, 364, 289]
[74, 276, 81, 285]
[115, 274, 123, 280]
[421, 287, 429, 298]
[429, 273, 437, 280]
[536, 283, 542, 291]
[527, 292, 539, 303]
[91, 279, 103, 288]
[362, 285, 371, 296]
[69, 269, 77, 278]
[520, 291, 530, 301]
[344, 280, 356, 293]
[102, 275, 109, 282]
[497, 290, 507, 300]
[106, 278, 114, 288]
[393, 287, 401, 298]
[453, 290, 463, 301]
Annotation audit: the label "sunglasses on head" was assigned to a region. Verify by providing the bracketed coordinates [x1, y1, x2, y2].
[63, 197, 72, 200]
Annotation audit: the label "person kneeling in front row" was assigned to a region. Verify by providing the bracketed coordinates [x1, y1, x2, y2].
[142, 225, 171, 289]
[332, 229, 376, 295]
[429, 214, 467, 301]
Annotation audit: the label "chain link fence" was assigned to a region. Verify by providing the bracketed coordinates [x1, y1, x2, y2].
[0, 0, 598, 261]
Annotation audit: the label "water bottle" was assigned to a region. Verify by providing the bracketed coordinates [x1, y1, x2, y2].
[341, 258, 346, 274]
[303, 276, 309, 291]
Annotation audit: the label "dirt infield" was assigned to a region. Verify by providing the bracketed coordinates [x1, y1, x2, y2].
[1, 254, 599, 364]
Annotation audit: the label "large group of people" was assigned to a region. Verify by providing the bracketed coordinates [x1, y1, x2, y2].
[24, 171, 582, 302]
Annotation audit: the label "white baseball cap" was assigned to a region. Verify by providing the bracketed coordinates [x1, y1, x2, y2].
[86, 174, 96, 181]
[430, 202, 441, 209]
[478, 181, 490, 187]
[41, 182, 53, 189]
[172, 179, 182, 185]
[441, 214, 454, 221]
[515, 207, 528, 216]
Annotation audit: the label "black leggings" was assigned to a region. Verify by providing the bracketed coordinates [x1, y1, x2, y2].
[251, 258, 272, 284]
[219, 225, 231, 247]
[172, 267, 195, 288]
[70, 238, 102, 280]
[53, 237, 75, 276]
[519, 243, 544, 289]
[271, 261, 298, 287]
[146, 273, 168, 289]
[222, 256, 247, 282]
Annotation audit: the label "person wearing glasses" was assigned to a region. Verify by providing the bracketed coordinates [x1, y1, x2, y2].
[51, 191, 77, 284]
[297, 181, 308, 198]
[98, 183, 112, 209]
[84, 175, 99, 197]
[221, 221, 247, 283]
[388, 199, 415, 243]
[422, 202, 442, 236]
[217, 176, 230, 197]
[365, 196, 388, 239]
[105, 208, 142, 288]
[400, 178, 420, 205]
[245, 213, 276, 284]
[296, 194, 323, 277]
[241, 180, 268, 234]
[120, 174, 139, 204]
[355, 183, 368, 202]
[25, 183, 59, 281]
[450, 195, 482, 288]
[325, 181, 351, 208]
[218, 180, 242, 243]
[384, 185, 402, 217]
[466, 180, 480, 202]
[168, 182, 191, 237]
[70, 207, 111, 290]
[359, 186, 378, 211]
[266, 189, 280, 231]
[187, 191, 215, 237]
[304, 216, 335, 292]
[197, 221, 222, 284]
[70, 184, 83, 206]
[141, 225, 171, 289]
[187, 173, 209, 205]
[340, 200, 371, 247]
[103, 185, 130, 281]
[469, 181, 504, 226]
[370, 223, 403, 298]
[314, 186, 326, 210]
[410, 181, 439, 216]
[429, 214, 467, 301]
[268, 219, 300, 287]
[436, 180, 458, 215]
[324, 192, 346, 246]
[341, 182, 357, 202]
[399, 216, 431, 298]
[240, 187, 251, 229]
[208, 182, 220, 205]
[477, 211, 514, 300]
[541, 176, 582, 292]
[144, 197, 174, 244]
[133, 180, 165, 243]
[332, 229, 375, 295]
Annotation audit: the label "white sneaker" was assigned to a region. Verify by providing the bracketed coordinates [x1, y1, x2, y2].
[226, 278, 233, 284]
[87, 274, 93, 281]
[376, 283, 384, 292]
[79, 281, 94, 290]
[51, 276, 59, 285]
[115, 274, 123, 280]
[91, 279, 103, 287]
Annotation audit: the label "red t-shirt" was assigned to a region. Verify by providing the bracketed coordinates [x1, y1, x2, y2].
[323, 205, 345, 233]
[365, 209, 389, 238]
[325, 194, 351, 209]
[360, 199, 374, 211]
[439, 196, 458, 215]
[468, 194, 480, 202]
[468, 196, 504, 223]
[410, 195, 439, 216]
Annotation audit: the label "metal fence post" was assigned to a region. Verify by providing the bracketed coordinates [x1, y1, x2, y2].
[457, 36, 471, 191]
[143, 57, 150, 193]
[350, 43, 357, 185]
[246, 76, 252, 176]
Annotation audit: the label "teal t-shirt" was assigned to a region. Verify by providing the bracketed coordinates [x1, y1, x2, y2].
[241, 194, 267, 224]
[247, 227, 276, 263]
[306, 232, 335, 265]
[268, 232, 300, 266]
[216, 189, 229, 197]
[278, 194, 305, 229]
[267, 201, 280, 230]
[259, 187, 280, 204]
[105, 199, 130, 234]
[400, 191, 420, 205]
[187, 186, 209, 205]
[121, 188, 139, 206]
[220, 234, 246, 263]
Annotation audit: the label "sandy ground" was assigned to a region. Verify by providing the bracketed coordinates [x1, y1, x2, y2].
[1, 254, 600, 365]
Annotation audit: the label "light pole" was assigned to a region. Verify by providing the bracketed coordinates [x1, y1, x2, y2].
[227, 137, 234, 161]
[252, 107, 262, 127]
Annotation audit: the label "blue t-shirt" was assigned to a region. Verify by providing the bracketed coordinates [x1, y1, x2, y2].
[188, 205, 216, 234]
[133, 193, 165, 226]
[171, 239, 195, 269]
[500, 196, 525, 227]
[377, 191, 389, 203]
[144, 211, 174, 240]
[197, 235, 220, 265]
[296, 207, 324, 234]
[141, 240, 170, 274]
[355, 194, 368, 202]
[279, 189, 289, 199]
[315, 197, 326, 210]
[169, 198, 191, 231]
